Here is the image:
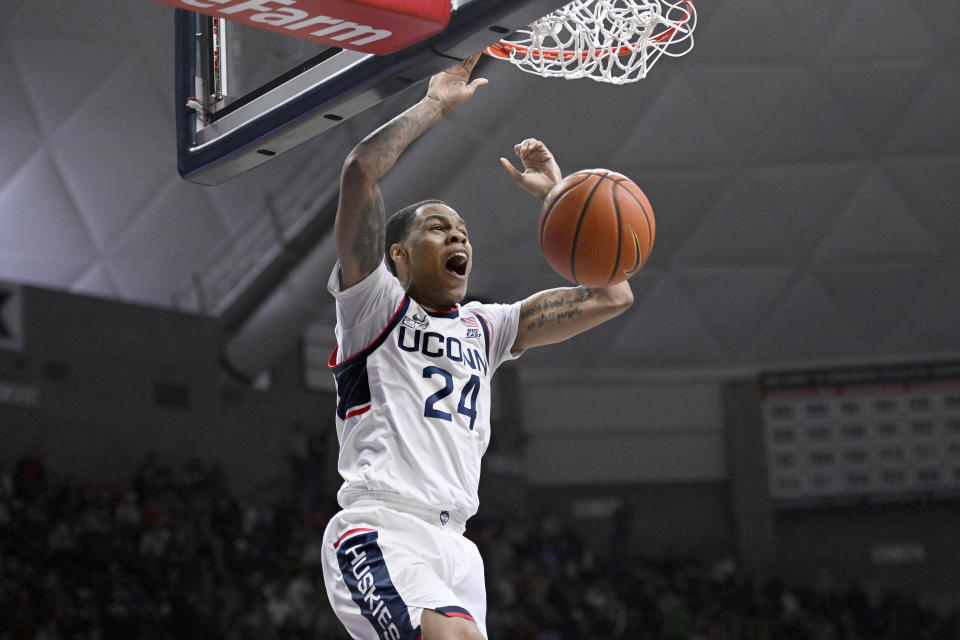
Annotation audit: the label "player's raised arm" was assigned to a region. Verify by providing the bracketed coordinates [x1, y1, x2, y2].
[500, 138, 634, 352]
[335, 55, 488, 289]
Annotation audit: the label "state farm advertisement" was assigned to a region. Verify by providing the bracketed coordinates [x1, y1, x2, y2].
[152, 0, 451, 54]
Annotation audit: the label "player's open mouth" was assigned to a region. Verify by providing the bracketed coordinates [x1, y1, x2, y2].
[445, 252, 468, 277]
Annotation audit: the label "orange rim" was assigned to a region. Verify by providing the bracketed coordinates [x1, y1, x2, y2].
[485, 0, 693, 62]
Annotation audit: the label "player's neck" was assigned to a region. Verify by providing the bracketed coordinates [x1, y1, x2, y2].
[405, 285, 460, 313]
[412, 294, 460, 313]
[395, 270, 463, 311]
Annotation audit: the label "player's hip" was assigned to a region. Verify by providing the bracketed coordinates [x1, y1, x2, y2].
[320, 504, 487, 638]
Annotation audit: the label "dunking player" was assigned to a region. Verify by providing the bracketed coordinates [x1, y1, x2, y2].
[321, 54, 634, 640]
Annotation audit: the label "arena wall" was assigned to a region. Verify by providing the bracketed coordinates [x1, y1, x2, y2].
[0, 286, 334, 493]
[517, 377, 733, 560]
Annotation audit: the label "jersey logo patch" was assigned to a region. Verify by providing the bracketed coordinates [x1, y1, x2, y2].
[462, 315, 482, 340]
[402, 312, 428, 331]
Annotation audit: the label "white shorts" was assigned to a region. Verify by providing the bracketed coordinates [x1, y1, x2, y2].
[321, 502, 487, 640]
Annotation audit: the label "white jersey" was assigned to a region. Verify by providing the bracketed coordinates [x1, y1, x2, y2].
[327, 261, 522, 520]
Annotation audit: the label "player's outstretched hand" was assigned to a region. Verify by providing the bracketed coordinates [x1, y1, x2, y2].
[500, 138, 563, 201]
[426, 53, 488, 114]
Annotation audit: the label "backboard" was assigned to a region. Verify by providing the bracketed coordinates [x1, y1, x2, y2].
[175, 0, 566, 185]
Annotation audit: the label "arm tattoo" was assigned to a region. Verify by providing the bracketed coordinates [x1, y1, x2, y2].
[355, 100, 443, 179]
[339, 100, 442, 272]
[521, 288, 591, 332]
[352, 186, 386, 274]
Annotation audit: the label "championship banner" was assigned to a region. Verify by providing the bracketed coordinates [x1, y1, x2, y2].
[0, 282, 23, 352]
[151, 0, 451, 55]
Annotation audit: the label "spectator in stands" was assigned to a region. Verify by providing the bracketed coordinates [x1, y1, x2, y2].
[2, 454, 960, 640]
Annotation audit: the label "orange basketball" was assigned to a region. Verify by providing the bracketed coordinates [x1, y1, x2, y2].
[538, 169, 655, 287]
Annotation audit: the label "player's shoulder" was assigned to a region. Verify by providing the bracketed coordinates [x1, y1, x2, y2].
[462, 298, 519, 311]
[330, 260, 402, 300]
[461, 299, 521, 324]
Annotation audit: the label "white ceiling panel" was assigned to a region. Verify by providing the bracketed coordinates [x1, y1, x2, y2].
[775, 0, 856, 53]
[749, 161, 869, 262]
[109, 177, 226, 304]
[0, 151, 96, 258]
[693, 0, 803, 63]
[602, 272, 728, 368]
[112, 177, 225, 261]
[3, 0, 138, 40]
[0, 150, 98, 288]
[7, 32, 123, 133]
[72, 263, 121, 300]
[884, 157, 960, 252]
[676, 265, 798, 352]
[825, 61, 938, 149]
[816, 262, 936, 346]
[912, 1, 960, 51]
[125, 3, 181, 92]
[47, 55, 173, 252]
[0, 2, 22, 25]
[683, 64, 800, 162]
[616, 74, 729, 168]
[746, 274, 865, 363]
[884, 265, 960, 353]
[675, 174, 796, 266]
[0, 44, 43, 187]
[819, 0, 940, 63]
[631, 168, 735, 267]
[0, 250, 96, 290]
[885, 63, 960, 155]
[756, 72, 868, 163]
[814, 167, 941, 264]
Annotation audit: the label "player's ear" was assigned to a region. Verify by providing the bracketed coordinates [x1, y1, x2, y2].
[390, 243, 412, 281]
[390, 242, 408, 265]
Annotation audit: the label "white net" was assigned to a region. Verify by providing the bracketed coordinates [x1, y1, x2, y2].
[485, 0, 696, 84]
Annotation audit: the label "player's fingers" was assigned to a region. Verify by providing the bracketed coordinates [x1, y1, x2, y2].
[500, 157, 523, 181]
[461, 52, 483, 73]
[467, 77, 489, 91]
[518, 138, 541, 158]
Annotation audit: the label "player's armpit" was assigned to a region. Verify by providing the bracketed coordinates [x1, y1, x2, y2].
[512, 281, 633, 353]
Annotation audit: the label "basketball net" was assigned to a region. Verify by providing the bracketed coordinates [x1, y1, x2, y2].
[485, 0, 696, 84]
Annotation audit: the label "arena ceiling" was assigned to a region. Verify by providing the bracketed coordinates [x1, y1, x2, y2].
[1, 0, 959, 380]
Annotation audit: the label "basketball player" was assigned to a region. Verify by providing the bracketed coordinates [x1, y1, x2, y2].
[321, 54, 634, 640]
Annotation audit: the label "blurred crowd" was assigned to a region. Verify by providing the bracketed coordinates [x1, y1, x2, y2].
[2, 454, 959, 640]
[475, 518, 960, 640]
[1, 453, 339, 640]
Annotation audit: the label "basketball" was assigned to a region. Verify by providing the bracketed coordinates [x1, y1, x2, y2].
[538, 169, 655, 287]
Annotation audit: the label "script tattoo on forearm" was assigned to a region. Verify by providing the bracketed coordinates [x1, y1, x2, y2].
[521, 289, 591, 331]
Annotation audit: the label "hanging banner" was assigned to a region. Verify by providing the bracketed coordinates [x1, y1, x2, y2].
[150, 0, 451, 55]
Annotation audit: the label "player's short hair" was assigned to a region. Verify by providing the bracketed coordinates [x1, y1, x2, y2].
[384, 199, 447, 275]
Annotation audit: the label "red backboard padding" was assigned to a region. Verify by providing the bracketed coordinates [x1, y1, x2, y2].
[153, 0, 451, 54]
